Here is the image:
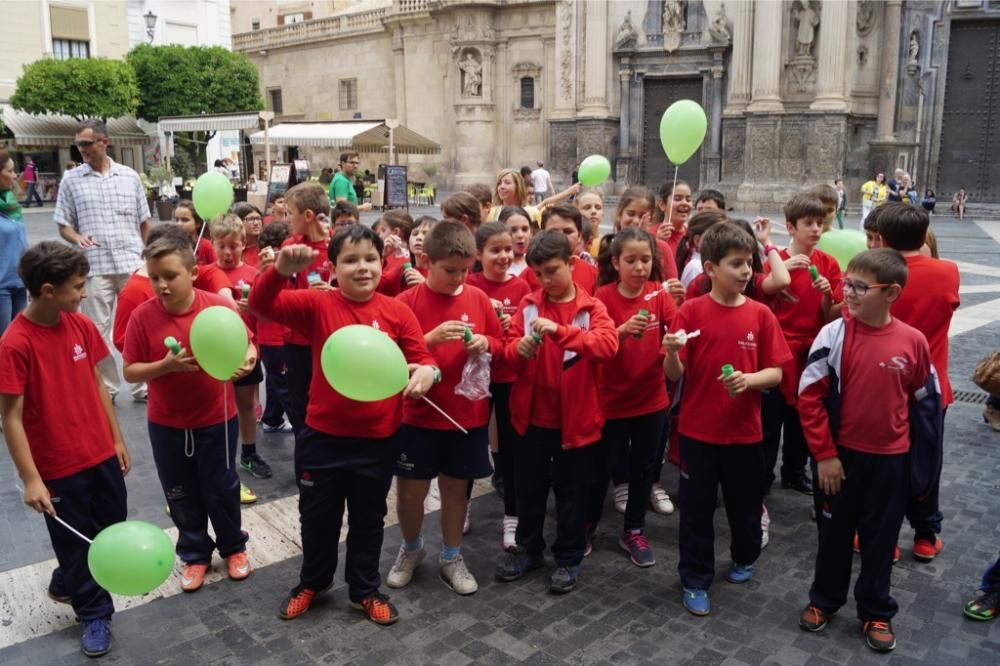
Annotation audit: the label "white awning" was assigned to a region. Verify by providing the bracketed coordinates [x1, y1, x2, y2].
[158, 112, 262, 133]
[1, 106, 150, 147]
[248, 120, 441, 155]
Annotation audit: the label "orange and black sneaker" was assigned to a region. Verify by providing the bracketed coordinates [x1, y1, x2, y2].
[350, 592, 399, 625]
[279, 586, 318, 620]
[798, 604, 835, 632]
[913, 537, 944, 562]
[863, 620, 896, 652]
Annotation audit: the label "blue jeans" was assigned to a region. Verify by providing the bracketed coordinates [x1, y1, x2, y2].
[0, 286, 27, 336]
[22, 182, 42, 207]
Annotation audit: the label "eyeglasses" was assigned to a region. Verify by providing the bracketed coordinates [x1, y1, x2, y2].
[74, 140, 97, 149]
[841, 279, 891, 297]
[244, 215, 262, 222]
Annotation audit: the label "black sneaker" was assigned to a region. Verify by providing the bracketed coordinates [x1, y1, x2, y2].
[495, 547, 544, 582]
[548, 565, 580, 594]
[863, 620, 896, 652]
[782, 473, 813, 496]
[799, 604, 835, 632]
[240, 452, 272, 479]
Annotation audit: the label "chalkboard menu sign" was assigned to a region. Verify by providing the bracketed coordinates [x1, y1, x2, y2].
[293, 160, 311, 183]
[267, 163, 294, 204]
[383, 165, 408, 209]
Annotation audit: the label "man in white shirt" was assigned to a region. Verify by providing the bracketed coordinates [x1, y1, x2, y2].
[529, 161, 553, 205]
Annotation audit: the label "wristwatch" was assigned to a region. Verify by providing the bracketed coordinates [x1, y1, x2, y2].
[431, 367, 442, 384]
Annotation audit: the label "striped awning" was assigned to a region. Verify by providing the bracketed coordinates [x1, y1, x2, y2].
[1, 106, 150, 147]
[248, 120, 441, 155]
[158, 112, 262, 133]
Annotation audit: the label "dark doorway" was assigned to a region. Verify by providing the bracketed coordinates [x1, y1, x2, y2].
[937, 20, 1000, 202]
[642, 77, 703, 190]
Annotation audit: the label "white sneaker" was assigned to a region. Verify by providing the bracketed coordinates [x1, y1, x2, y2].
[613, 483, 629, 514]
[501, 515, 518, 551]
[462, 503, 472, 535]
[439, 555, 478, 595]
[761, 503, 771, 549]
[386, 544, 425, 588]
[649, 483, 675, 515]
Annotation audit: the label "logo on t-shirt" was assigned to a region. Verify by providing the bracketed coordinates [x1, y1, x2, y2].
[460, 313, 470, 323]
[371, 319, 381, 330]
[879, 356, 908, 373]
[72, 343, 87, 362]
[821, 502, 832, 519]
[737, 331, 757, 351]
[503, 298, 511, 306]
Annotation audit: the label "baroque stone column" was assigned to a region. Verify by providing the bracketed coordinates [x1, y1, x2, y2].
[876, 0, 903, 140]
[552, 0, 577, 118]
[747, 0, 784, 113]
[580, 0, 609, 116]
[724, 1, 753, 114]
[391, 28, 407, 124]
[810, 0, 849, 111]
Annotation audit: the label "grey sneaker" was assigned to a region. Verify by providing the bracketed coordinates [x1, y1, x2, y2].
[386, 545, 425, 588]
[439, 555, 478, 595]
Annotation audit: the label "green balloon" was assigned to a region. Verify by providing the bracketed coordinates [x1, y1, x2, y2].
[578, 155, 612, 187]
[192, 171, 234, 221]
[189, 306, 249, 381]
[659, 100, 708, 165]
[88, 521, 174, 596]
[321, 325, 409, 401]
[817, 229, 868, 271]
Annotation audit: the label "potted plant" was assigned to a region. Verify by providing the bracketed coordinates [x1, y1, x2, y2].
[149, 165, 176, 221]
[140, 172, 155, 214]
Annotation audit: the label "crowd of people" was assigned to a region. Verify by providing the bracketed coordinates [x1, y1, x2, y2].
[861, 168, 969, 225]
[0, 127, 999, 660]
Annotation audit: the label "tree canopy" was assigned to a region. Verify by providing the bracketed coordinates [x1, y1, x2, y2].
[10, 58, 139, 120]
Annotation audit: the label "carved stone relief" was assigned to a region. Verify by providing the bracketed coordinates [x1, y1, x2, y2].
[856, 0, 876, 37]
[663, 0, 686, 52]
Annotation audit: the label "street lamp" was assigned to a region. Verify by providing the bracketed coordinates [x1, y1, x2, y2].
[144, 11, 157, 43]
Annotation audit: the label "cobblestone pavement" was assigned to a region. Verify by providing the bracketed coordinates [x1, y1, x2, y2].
[1, 210, 998, 664]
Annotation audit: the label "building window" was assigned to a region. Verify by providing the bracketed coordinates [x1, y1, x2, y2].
[251, 17, 261, 31]
[339, 79, 358, 110]
[520, 77, 534, 109]
[279, 12, 310, 25]
[53, 39, 90, 60]
[268, 88, 283, 114]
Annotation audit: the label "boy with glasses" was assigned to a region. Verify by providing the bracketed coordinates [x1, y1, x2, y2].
[797, 248, 943, 653]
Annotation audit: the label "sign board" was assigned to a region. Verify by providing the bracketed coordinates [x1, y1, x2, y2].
[293, 159, 311, 183]
[383, 165, 408, 209]
[267, 163, 294, 204]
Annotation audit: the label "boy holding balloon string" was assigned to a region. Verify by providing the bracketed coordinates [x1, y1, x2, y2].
[249, 224, 439, 625]
[122, 233, 256, 595]
[0, 242, 131, 658]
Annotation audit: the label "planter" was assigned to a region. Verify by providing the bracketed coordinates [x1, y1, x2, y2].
[156, 200, 175, 221]
[179, 188, 193, 201]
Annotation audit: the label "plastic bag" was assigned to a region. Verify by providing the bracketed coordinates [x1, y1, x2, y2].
[455, 352, 492, 400]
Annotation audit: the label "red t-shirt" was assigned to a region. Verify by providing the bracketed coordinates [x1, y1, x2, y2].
[529, 300, 578, 428]
[397, 283, 504, 429]
[596, 282, 677, 419]
[0, 313, 115, 480]
[280, 234, 332, 344]
[221, 263, 260, 339]
[243, 244, 260, 268]
[835, 318, 931, 455]
[466, 272, 532, 384]
[768, 248, 843, 342]
[890, 255, 960, 405]
[656, 238, 679, 281]
[378, 261, 427, 297]
[248, 267, 437, 438]
[672, 295, 792, 444]
[123, 290, 243, 429]
[520, 257, 598, 295]
[195, 237, 216, 266]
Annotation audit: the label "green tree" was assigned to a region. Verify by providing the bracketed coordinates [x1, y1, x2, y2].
[10, 58, 139, 120]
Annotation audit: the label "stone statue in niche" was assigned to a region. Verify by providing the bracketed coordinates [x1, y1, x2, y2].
[662, 0, 686, 52]
[459, 50, 483, 97]
[907, 31, 920, 75]
[615, 10, 638, 49]
[705, 4, 730, 45]
[793, 0, 819, 58]
[856, 0, 876, 37]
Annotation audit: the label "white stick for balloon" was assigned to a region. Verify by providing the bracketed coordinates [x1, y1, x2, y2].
[14, 483, 94, 544]
[666, 164, 679, 232]
[421, 396, 469, 435]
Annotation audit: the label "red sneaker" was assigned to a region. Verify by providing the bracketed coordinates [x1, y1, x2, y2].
[893, 545, 900, 564]
[226, 552, 251, 581]
[180, 563, 209, 592]
[279, 587, 317, 620]
[912, 537, 943, 562]
[350, 592, 399, 625]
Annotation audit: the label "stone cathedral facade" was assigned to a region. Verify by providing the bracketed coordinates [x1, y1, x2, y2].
[235, 0, 1000, 208]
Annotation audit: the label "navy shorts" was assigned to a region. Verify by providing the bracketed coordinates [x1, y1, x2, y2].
[233, 357, 264, 387]
[395, 425, 491, 480]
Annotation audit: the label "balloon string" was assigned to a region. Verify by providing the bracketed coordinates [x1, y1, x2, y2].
[223, 381, 230, 470]
[14, 483, 93, 544]
[665, 165, 679, 233]
[421, 396, 469, 435]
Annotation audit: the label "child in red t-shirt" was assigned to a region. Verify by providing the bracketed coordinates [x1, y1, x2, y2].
[521, 205, 599, 295]
[797, 249, 940, 653]
[232, 202, 264, 268]
[378, 215, 434, 296]
[388, 222, 504, 596]
[653, 180, 693, 257]
[494, 230, 619, 593]
[663, 222, 792, 616]
[763, 194, 843, 496]
[279, 183, 332, 435]
[499, 206, 533, 278]
[0, 242, 130, 658]
[255, 220, 294, 434]
[174, 200, 215, 265]
[613, 188, 682, 292]
[249, 224, 438, 625]
[877, 204, 959, 561]
[123, 234, 257, 594]
[214, 214, 273, 481]
[467, 222, 532, 550]
[592, 228, 677, 567]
